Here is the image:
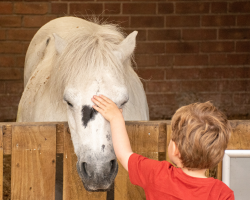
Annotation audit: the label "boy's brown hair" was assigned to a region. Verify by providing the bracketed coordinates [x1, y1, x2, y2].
[171, 101, 231, 169]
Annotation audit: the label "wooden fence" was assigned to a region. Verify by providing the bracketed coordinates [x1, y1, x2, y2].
[0, 120, 249, 200]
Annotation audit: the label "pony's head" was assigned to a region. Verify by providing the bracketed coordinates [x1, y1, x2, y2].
[49, 23, 138, 191]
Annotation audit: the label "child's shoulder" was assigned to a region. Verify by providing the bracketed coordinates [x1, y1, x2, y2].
[213, 178, 233, 191]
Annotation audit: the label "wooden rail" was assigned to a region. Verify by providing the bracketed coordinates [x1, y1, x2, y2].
[0, 120, 249, 200]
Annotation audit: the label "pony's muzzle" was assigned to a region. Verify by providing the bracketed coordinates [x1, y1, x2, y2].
[77, 159, 118, 191]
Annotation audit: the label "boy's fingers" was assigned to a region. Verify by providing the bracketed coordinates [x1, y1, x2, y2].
[120, 109, 123, 113]
[99, 95, 112, 104]
[92, 97, 105, 108]
[93, 96, 108, 106]
[92, 105, 102, 113]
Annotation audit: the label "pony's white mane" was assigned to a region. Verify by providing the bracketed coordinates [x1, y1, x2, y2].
[48, 20, 135, 104]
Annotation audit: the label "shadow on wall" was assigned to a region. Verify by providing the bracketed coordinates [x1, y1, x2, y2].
[149, 92, 250, 121]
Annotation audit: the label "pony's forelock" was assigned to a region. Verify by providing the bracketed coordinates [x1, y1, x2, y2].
[47, 20, 134, 108]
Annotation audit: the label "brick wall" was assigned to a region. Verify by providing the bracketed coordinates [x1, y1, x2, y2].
[0, 0, 250, 121]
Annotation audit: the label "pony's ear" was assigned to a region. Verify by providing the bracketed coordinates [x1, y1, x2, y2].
[53, 33, 67, 54]
[114, 31, 138, 62]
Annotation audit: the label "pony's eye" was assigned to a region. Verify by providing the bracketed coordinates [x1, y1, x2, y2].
[66, 101, 73, 107]
[121, 100, 128, 107]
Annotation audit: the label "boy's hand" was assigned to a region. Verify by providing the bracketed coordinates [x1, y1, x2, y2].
[91, 95, 123, 122]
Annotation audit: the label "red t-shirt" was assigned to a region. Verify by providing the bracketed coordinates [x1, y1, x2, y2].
[128, 153, 234, 200]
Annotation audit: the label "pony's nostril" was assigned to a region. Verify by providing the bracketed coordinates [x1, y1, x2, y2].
[110, 160, 116, 174]
[82, 162, 91, 178]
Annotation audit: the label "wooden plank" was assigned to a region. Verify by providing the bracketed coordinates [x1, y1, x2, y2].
[0, 126, 3, 200]
[228, 120, 250, 150]
[2, 122, 64, 155]
[63, 124, 106, 200]
[115, 121, 167, 200]
[56, 123, 64, 154]
[3, 125, 12, 155]
[216, 162, 222, 181]
[166, 124, 172, 163]
[11, 125, 57, 200]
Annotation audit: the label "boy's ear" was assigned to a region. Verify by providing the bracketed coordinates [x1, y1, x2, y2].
[173, 141, 181, 158]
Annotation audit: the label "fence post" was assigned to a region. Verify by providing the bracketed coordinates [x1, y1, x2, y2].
[11, 124, 57, 199]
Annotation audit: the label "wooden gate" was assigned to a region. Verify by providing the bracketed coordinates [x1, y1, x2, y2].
[0, 120, 248, 199]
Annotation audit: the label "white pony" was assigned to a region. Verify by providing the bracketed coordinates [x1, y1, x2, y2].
[17, 17, 149, 193]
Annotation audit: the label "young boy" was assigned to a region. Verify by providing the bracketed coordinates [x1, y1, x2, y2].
[91, 95, 234, 200]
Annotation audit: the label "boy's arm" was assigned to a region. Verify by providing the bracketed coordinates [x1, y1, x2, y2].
[91, 95, 133, 171]
[109, 116, 133, 171]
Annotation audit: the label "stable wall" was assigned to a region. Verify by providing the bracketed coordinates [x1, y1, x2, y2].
[0, 0, 250, 121]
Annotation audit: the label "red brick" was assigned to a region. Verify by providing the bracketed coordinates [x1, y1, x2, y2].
[157, 55, 174, 67]
[0, 95, 21, 107]
[209, 54, 228, 65]
[102, 16, 130, 27]
[131, 16, 164, 28]
[201, 42, 234, 53]
[104, 3, 121, 15]
[25, 0, 58, 2]
[166, 42, 199, 54]
[148, 30, 180, 41]
[124, 29, 146, 41]
[0, 56, 15, 68]
[149, 106, 175, 120]
[158, 3, 174, 14]
[97, 0, 128, 1]
[182, 29, 216, 40]
[0, 2, 13, 14]
[23, 42, 30, 54]
[135, 55, 157, 67]
[0, 83, 5, 94]
[0, 42, 23, 54]
[14, 3, 49, 14]
[0, 30, 5, 40]
[0, 107, 17, 121]
[165, 68, 200, 80]
[70, 3, 103, 15]
[23, 16, 56, 28]
[167, 67, 249, 80]
[229, 2, 250, 13]
[135, 68, 165, 80]
[211, 2, 227, 13]
[51, 3, 68, 14]
[123, 3, 156, 14]
[200, 67, 250, 79]
[166, 16, 200, 27]
[199, 93, 232, 106]
[131, 0, 164, 1]
[176, 2, 209, 14]
[147, 94, 176, 105]
[237, 15, 250, 26]
[0, 69, 22, 80]
[218, 80, 250, 92]
[219, 29, 250, 39]
[136, 43, 165, 54]
[236, 41, 250, 52]
[0, 16, 21, 27]
[202, 15, 235, 27]
[7, 29, 37, 41]
[227, 54, 250, 65]
[234, 93, 250, 105]
[175, 55, 208, 66]
[5, 82, 24, 94]
[181, 81, 217, 92]
[222, 105, 250, 119]
[146, 81, 181, 93]
[16, 56, 25, 68]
